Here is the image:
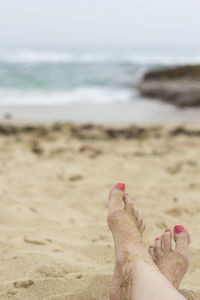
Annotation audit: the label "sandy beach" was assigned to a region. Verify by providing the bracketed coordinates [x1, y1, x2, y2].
[0, 121, 199, 300]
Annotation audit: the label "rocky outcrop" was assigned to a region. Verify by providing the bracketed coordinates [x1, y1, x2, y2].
[136, 65, 200, 107]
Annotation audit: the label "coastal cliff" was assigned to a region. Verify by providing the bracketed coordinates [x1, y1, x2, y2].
[136, 65, 200, 107]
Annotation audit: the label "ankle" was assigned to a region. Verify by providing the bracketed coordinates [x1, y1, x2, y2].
[116, 247, 141, 269]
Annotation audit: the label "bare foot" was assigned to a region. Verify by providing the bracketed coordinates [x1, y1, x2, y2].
[148, 225, 190, 289]
[107, 183, 146, 300]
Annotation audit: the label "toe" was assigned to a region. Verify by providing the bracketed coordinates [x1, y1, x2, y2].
[161, 228, 172, 254]
[154, 237, 162, 258]
[136, 215, 143, 228]
[124, 192, 134, 212]
[124, 193, 145, 232]
[140, 222, 146, 232]
[133, 208, 139, 219]
[148, 245, 156, 262]
[109, 183, 125, 211]
[173, 225, 190, 257]
[133, 208, 143, 227]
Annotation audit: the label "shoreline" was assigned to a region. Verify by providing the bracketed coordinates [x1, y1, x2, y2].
[0, 102, 200, 124]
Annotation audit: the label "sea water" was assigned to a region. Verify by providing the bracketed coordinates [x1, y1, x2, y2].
[0, 47, 200, 122]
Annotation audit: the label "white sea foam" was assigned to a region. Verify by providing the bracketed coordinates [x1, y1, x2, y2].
[0, 87, 133, 106]
[1, 50, 200, 65]
[126, 54, 200, 65]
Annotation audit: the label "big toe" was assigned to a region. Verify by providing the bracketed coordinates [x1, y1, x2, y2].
[174, 225, 190, 257]
[109, 183, 125, 211]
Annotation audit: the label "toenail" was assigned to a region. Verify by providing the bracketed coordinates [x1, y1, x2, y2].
[149, 245, 154, 249]
[117, 183, 125, 190]
[174, 225, 184, 233]
[155, 237, 160, 241]
[125, 193, 129, 196]
[165, 229, 171, 232]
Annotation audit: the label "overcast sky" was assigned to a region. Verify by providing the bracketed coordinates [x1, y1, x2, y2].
[0, 0, 200, 49]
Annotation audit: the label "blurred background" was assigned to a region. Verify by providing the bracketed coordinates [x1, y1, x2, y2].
[0, 0, 200, 123]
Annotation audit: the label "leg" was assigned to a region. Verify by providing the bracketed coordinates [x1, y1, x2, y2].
[109, 190, 145, 300]
[108, 183, 188, 300]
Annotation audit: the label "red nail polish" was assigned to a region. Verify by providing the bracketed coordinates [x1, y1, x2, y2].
[165, 229, 171, 232]
[149, 245, 154, 249]
[155, 237, 160, 241]
[125, 193, 129, 196]
[174, 225, 184, 233]
[117, 183, 125, 190]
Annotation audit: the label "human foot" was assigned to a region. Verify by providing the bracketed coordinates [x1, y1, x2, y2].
[148, 225, 190, 289]
[107, 183, 146, 300]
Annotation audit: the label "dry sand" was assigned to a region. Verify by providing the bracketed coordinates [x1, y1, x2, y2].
[0, 122, 199, 300]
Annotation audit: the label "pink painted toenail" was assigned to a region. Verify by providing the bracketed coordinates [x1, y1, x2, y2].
[174, 225, 184, 233]
[117, 183, 125, 190]
[149, 245, 154, 249]
[165, 229, 171, 232]
[155, 237, 160, 241]
[125, 193, 129, 196]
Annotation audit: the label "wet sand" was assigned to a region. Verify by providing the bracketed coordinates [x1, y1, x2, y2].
[1, 102, 200, 123]
[0, 122, 199, 300]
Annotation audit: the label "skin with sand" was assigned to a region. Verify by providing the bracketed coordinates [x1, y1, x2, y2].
[108, 183, 190, 300]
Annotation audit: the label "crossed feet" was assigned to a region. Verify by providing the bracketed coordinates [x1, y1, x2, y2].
[108, 183, 190, 300]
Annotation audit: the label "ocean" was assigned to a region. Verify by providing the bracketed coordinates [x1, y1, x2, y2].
[0, 47, 200, 122]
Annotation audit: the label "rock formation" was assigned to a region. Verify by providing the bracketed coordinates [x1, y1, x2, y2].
[136, 65, 200, 107]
